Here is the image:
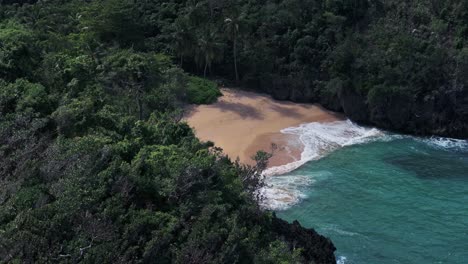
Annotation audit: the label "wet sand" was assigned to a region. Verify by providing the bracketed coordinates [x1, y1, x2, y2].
[184, 88, 343, 168]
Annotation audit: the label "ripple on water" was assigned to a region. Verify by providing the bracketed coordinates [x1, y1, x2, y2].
[276, 136, 468, 264]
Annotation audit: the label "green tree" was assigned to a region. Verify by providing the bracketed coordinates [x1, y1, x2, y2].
[101, 50, 161, 120]
[224, 11, 246, 82]
[172, 17, 195, 67]
[80, 0, 144, 47]
[0, 20, 36, 81]
[196, 27, 223, 77]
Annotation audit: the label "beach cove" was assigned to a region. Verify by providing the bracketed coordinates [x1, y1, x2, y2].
[184, 88, 383, 207]
[184, 88, 343, 170]
[184, 88, 468, 264]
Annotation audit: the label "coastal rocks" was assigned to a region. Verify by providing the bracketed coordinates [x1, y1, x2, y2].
[318, 80, 343, 112]
[257, 77, 468, 139]
[338, 85, 370, 123]
[267, 76, 316, 103]
[367, 87, 468, 138]
[439, 88, 468, 138]
[272, 216, 337, 264]
[367, 88, 414, 131]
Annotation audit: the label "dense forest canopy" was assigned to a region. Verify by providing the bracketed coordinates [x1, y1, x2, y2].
[0, 0, 467, 263]
[0, 0, 339, 263]
[2, 0, 468, 136]
[158, 0, 467, 137]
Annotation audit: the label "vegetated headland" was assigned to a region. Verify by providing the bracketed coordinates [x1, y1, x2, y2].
[1, 0, 466, 263]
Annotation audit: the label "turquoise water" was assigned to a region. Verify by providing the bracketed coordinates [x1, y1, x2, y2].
[275, 137, 468, 264]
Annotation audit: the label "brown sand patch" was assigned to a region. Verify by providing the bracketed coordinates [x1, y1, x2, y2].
[184, 88, 343, 168]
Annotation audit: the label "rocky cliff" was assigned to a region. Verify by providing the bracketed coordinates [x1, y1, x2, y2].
[260, 80, 468, 139]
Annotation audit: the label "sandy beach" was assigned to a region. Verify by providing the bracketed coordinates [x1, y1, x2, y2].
[184, 88, 343, 168]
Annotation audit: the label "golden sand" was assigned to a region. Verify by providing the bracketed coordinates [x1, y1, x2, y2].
[184, 88, 343, 167]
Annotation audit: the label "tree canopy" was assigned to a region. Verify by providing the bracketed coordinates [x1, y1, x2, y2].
[1, 0, 466, 262]
[0, 0, 337, 263]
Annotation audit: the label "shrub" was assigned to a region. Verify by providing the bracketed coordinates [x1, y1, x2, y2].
[186, 76, 222, 104]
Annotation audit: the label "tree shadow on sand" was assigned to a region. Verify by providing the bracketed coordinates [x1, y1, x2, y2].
[268, 104, 304, 119]
[216, 101, 264, 119]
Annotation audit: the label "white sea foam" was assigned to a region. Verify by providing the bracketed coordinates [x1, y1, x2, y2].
[260, 120, 468, 210]
[263, 120, 383, 176]
[419, 136, 468, 152]
[261, 120, 384, 210]
[336, 256, 347, 264]
[259, 175, 314, 210]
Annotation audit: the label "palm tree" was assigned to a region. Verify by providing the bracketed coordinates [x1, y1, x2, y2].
[224, 13, 245, 82]
[173, 18, 194, 67]
[196, 28, 223, 77]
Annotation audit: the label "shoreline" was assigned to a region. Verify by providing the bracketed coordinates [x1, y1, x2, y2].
[184, 88, 344, 172]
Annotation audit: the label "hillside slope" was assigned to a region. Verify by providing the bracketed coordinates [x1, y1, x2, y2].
[0, 0, 337, 263]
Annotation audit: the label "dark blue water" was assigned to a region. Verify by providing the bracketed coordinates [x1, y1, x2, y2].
[276, 137, 468, 264]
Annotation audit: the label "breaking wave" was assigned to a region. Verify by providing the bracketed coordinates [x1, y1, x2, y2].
[260, 120, 384, 210]
[418, 136, 468, 152]
[259, 120, 468, 210]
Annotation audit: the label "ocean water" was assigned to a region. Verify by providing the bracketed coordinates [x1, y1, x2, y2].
[262, 121, 468, 264]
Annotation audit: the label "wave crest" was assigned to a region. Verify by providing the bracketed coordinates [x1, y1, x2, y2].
[261, 120, 384, 210]
[260, 120, 468, 211]
[264, 120, 382, 176]
[419, 137, 468, 152]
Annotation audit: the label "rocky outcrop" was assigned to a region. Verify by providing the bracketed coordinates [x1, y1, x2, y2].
[338, 85, 370, 124]
[348, 86, 468, 138]
[260, 78, 468, 139]
[272, 216, 336, 264]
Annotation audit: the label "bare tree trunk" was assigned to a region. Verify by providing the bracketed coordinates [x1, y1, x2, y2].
[180, 55, 183, 67]
[136, 96, 143, 120]
[136, 85, 144, 120]
[204, 61, 208, 78]
[233, 37, 239, 82]
[453, 56, 459, 89]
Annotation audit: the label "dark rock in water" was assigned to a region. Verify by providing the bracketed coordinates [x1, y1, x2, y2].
[272, 216, 337, 264]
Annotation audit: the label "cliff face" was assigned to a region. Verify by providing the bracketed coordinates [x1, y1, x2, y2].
[262, 83, 468, 139]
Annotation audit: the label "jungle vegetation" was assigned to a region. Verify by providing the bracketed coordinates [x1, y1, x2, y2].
[1, 0, 467, 262]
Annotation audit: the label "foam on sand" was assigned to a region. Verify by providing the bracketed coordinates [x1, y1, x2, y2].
[260, 121, 468, 210]
[263, 120, 383, 176]
[260, 120, 384, 210]
[184, 88, 343, 167]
